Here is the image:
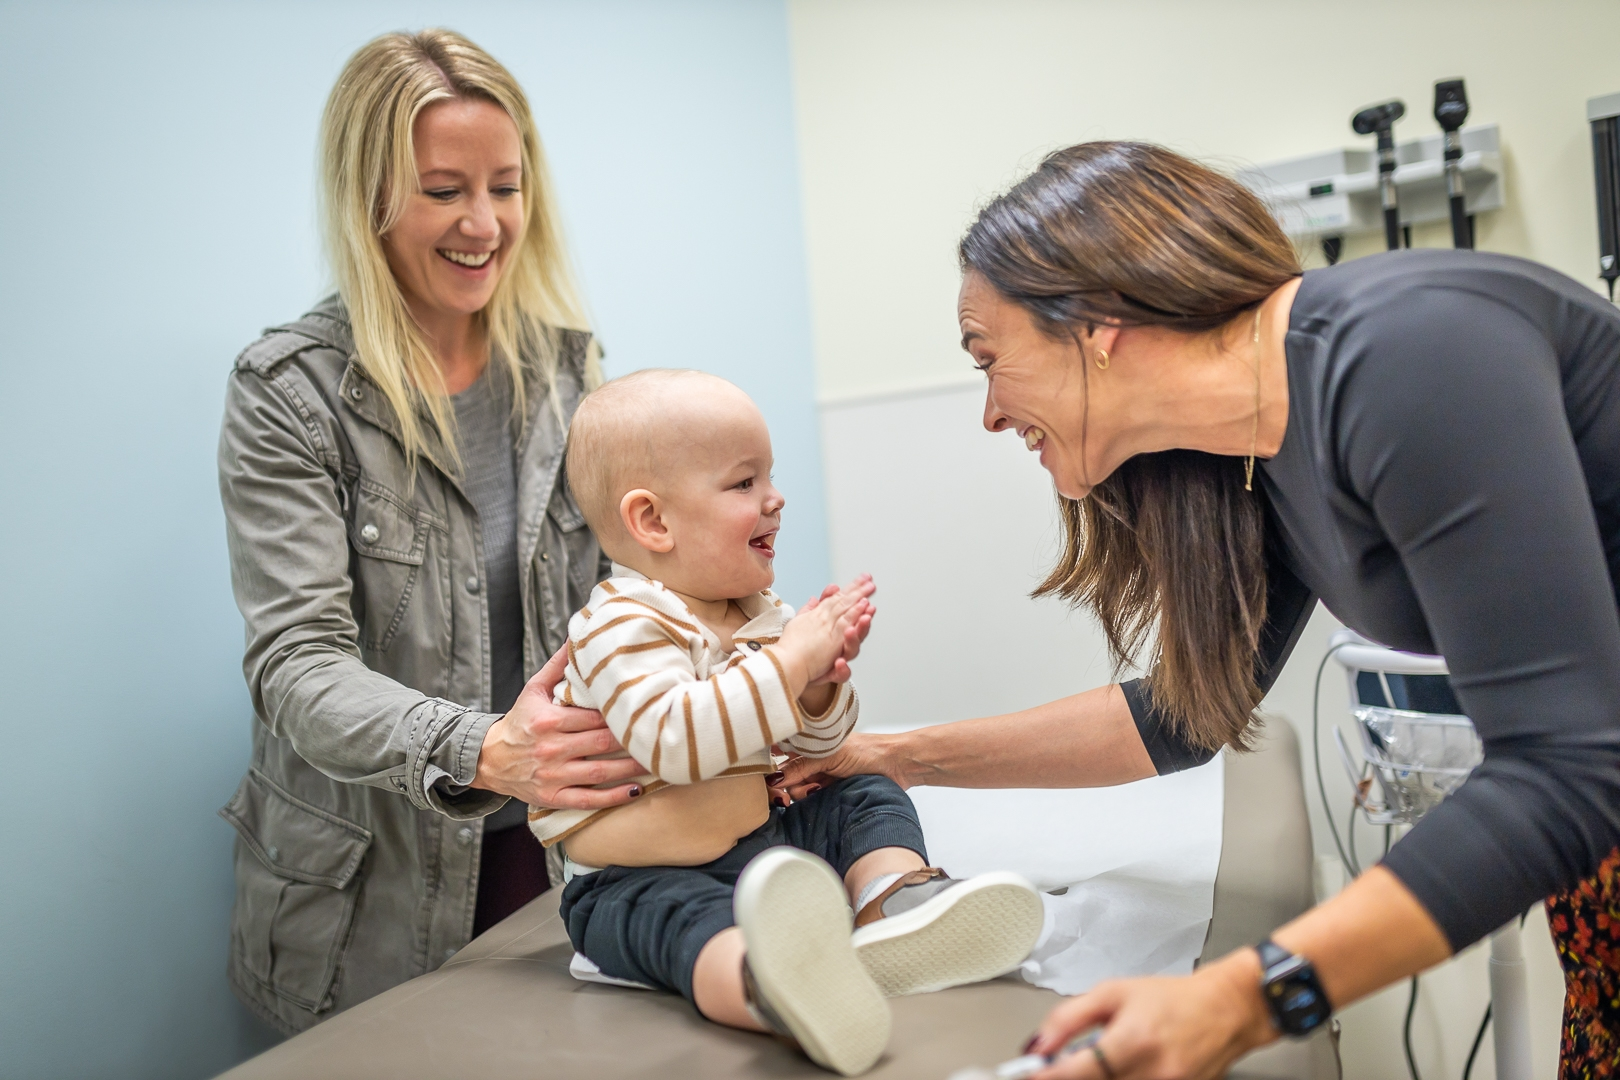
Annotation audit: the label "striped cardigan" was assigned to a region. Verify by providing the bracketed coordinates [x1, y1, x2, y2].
[527, 565, 860, 847]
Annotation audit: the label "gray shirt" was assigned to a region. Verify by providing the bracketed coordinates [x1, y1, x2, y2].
[452, 365, 528, 830]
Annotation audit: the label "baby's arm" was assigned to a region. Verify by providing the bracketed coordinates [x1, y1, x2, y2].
[569, 598, 806, 784]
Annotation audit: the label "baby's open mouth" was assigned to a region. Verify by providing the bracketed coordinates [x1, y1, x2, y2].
[749, 531, 776, 558]
[439, 249, 494, 268]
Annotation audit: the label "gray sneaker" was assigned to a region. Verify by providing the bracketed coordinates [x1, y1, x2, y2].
[735, 848, 891, 1075]
[850, 868, 1045, 996]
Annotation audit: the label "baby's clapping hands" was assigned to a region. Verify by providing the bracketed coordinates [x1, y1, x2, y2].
[775, 575, 876, 713]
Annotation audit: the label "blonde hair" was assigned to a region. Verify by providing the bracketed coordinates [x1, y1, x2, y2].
[320, 28, 601, 465]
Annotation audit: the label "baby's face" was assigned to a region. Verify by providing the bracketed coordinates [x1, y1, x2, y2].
[659, 395, 785, 600]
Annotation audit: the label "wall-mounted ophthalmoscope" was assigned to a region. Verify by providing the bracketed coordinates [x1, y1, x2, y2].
[1434, 79, 1473, 249]
[1352, 100, 1407, 251]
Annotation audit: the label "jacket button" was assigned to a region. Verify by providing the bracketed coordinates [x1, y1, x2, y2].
[349, 386, 362, 401]
[465, 576, 480, 594]
[266, 845, 280, 862]
[746, 641, 762, 651]
[457, 827, 474, 846]
[359, 524, 380, 545]
[539, 552, 549, 561]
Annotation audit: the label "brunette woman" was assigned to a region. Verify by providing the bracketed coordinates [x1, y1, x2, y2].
[784, 141, 1620, 1079]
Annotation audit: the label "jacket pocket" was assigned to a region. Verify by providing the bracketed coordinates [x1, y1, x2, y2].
[221, 770, 373, 1013]
[348, 481, 429, 651]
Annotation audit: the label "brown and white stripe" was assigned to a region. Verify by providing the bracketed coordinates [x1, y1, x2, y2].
[527, 565, 859, 848]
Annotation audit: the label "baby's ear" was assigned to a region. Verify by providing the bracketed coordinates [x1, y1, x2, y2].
[620, 489, 673, 553]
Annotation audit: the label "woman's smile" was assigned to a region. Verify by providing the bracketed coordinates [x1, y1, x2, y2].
[438, 248, 495, 270]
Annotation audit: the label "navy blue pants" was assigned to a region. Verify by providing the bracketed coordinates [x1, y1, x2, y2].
[559, 775, 926, 1002]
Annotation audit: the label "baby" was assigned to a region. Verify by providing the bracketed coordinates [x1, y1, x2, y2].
[531, 369, 1043, 1075]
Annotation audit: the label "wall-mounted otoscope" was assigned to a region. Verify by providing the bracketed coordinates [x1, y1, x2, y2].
[1433, 80, 1473, 249]
[1352, 100, 1407, 251]
[1590, 92, 1620, 302]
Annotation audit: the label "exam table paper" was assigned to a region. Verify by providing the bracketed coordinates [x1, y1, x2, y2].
[907, 754, 1224, 995]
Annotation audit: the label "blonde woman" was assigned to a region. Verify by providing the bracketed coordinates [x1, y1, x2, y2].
[217, 29, 642, 1034]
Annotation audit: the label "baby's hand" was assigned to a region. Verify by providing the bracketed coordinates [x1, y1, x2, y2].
[798, 575, 877, 687]
[774, 575, 875, 694]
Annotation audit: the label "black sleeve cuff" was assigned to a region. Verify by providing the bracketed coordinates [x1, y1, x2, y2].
[1120, 678, 1219, 775]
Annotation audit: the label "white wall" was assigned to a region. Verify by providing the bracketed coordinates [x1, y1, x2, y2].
[790, 2, 1615, 1076]
[0, 3, 822, 1077]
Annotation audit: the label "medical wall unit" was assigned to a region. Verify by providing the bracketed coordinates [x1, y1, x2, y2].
[1238, 124, 1502, 257]
[1589, 91, 1620, 299]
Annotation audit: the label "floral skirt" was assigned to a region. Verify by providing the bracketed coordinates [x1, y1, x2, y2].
[1547, 846, 1620, 1079]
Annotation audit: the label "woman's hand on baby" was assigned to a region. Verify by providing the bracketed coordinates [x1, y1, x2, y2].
[775, 575, 875, 691]
[796, 574, 877, 686]
[473, 645, 646, 810]
[776, 732, 905, 799]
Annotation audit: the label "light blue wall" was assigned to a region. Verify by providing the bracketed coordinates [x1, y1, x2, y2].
[0, 2, 822, 1076]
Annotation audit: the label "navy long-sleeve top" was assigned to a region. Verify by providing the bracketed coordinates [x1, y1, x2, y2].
[1122, 250, 1620, 950]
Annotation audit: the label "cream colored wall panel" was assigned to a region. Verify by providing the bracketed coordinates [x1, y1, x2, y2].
[789, 0, 1620, 401]
[820, 383, 1123, 727]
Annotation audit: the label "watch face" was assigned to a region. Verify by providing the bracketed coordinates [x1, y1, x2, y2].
[1276, 984, 1325, 1030]
[1264, 960, 1332, 1036]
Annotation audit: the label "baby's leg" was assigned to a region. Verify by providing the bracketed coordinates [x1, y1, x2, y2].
[782, 775, 1045, 998]
[691, 927, 763, 1030]
[778, 774, 929, 903]
[559, 864, 740, 1013]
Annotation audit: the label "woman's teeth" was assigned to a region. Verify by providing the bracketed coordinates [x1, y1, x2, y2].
[439, 249, 493, 268]
[1024, 427, 1046, 451]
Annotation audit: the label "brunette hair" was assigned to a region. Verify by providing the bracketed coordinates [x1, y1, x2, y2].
[959, 141, 1301, 754]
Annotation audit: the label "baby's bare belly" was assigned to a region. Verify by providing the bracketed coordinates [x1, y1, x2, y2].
[563, 774, 771, 868]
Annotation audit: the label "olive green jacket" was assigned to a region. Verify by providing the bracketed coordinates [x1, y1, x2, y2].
[216, 297, 605, 1034]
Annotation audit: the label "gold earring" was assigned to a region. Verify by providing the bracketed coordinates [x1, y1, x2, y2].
[1094, 348, 1110, 370]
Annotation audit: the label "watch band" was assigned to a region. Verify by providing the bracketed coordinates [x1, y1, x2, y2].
[1255, 939, 1292, 971]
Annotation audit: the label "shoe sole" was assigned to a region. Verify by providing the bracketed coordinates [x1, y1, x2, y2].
[735, 848, 891, 1076]
[851, 871, 1045, 997]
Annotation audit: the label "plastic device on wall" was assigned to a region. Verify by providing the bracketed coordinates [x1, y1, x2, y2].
[1327, 631, 1531, 1080]
[1588, 91, 1620, 300]
[1238, 104, 1501, 263]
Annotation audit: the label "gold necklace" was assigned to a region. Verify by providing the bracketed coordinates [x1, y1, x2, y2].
[1246, 304, 1262, 492]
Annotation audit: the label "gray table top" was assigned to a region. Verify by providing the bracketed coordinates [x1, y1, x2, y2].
[220, 889, 1059, 1080]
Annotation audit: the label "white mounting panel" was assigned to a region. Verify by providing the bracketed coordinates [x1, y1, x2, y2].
[1238, 123, 1503, 240]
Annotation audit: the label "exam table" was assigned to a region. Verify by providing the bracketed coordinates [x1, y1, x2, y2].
[219, 721, 1332, 1079]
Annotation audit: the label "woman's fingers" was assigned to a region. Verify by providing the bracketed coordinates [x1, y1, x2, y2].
[1032, 985, 1124, 1058]
[1027, 969, 1271, 1080]
[548, 704, 612, 734]
[550, 753, 645, 789]
[525, 644, 571, 698]
[1033, 1041, 1113, 1080]
[543, 781, 643, 811]
[778, 755, 837, 793]
[551, 724, 625, 759]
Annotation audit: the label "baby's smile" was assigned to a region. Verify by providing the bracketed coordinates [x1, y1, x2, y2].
[749, 529, 777, 559]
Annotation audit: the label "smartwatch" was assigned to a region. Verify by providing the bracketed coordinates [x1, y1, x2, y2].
[1255, 939, 1333, 1037]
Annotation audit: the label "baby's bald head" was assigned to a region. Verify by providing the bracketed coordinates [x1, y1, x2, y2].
[565, 369, 765, 544]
